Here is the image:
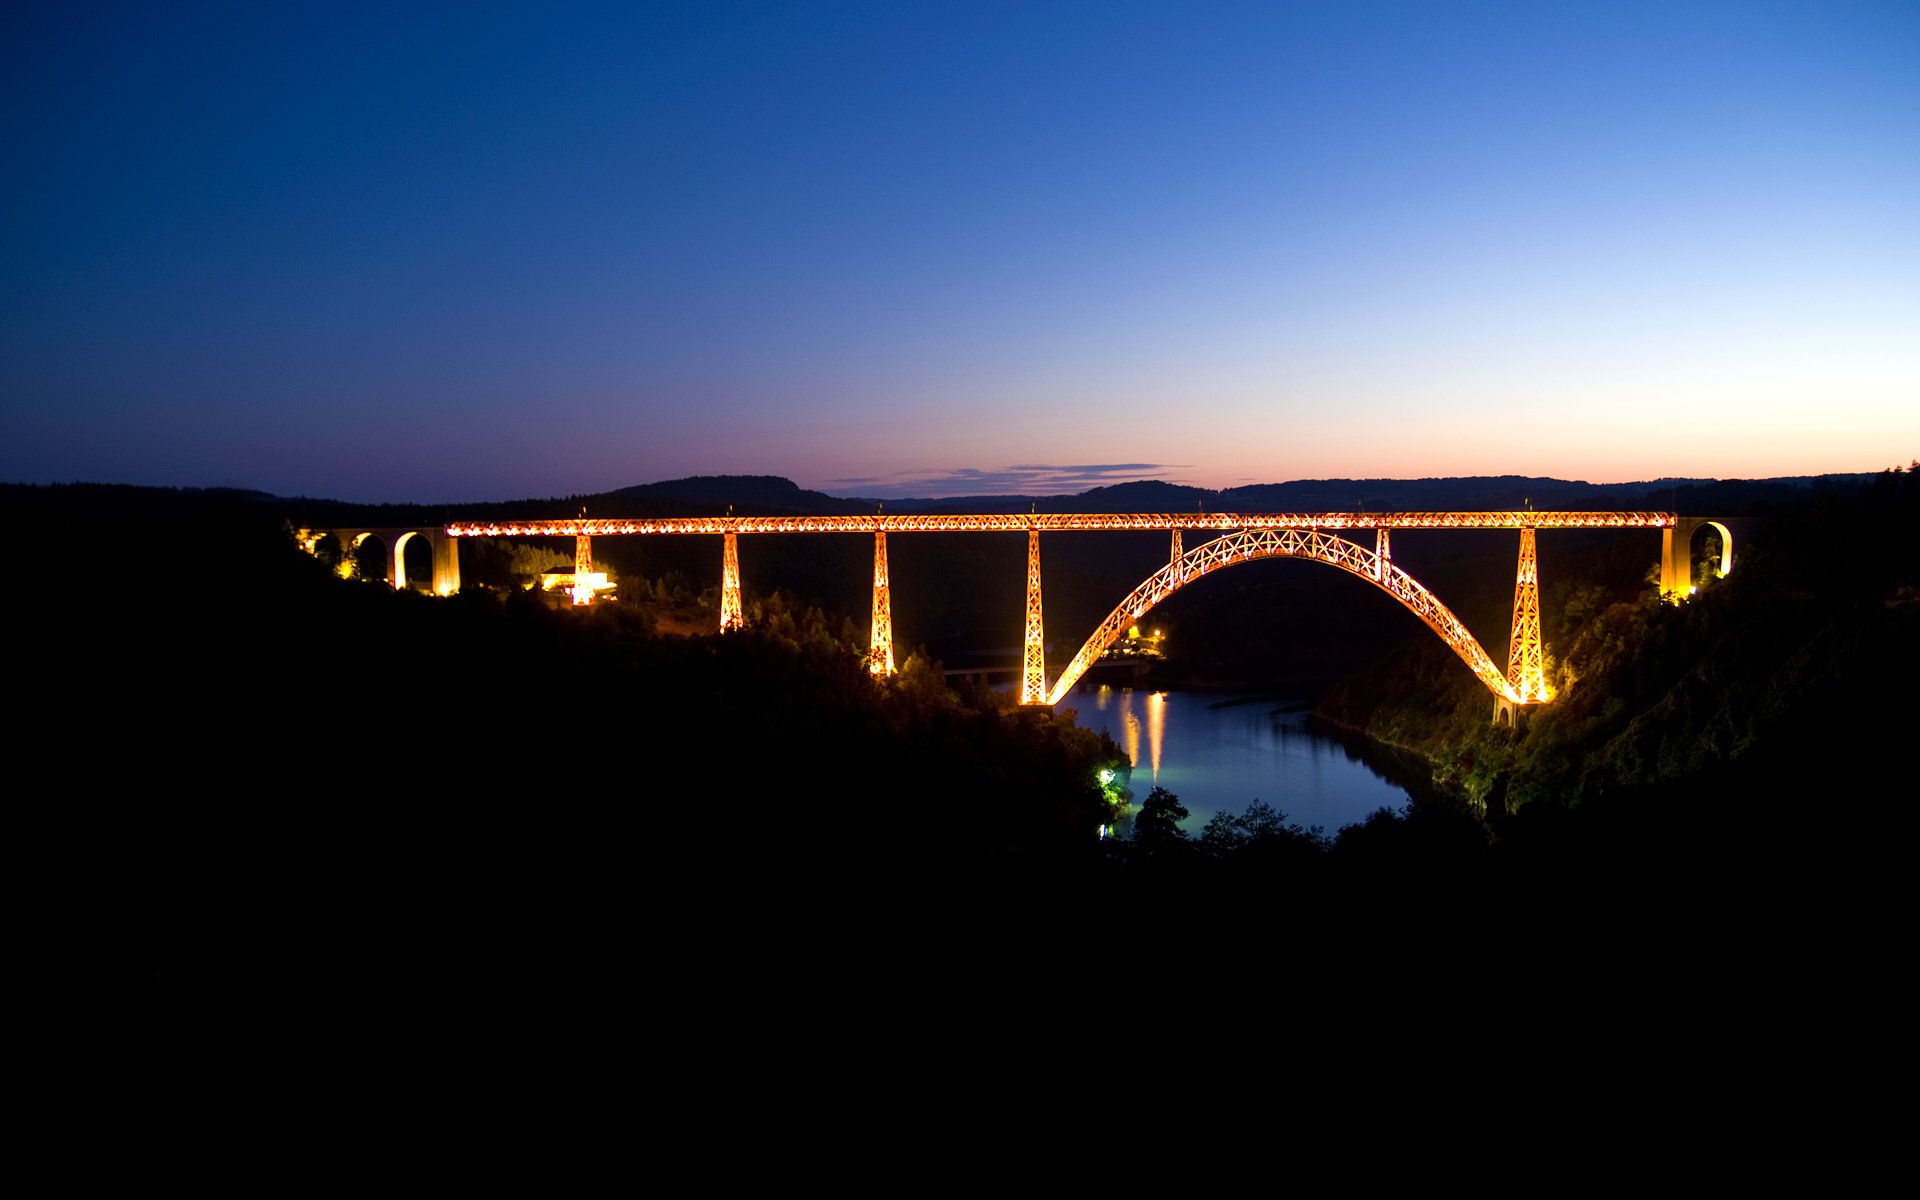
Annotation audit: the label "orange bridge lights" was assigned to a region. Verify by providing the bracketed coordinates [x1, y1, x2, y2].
[440, 510, 1688, 721]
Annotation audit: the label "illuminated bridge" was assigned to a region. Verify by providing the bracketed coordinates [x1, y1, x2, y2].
[365, 509, 1734, 723]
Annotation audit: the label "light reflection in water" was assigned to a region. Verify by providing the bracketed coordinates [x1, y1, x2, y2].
[1146, 690, 1165, 779]
[1094, 684, 1169, 781]
[1072, 685, 1414, 835]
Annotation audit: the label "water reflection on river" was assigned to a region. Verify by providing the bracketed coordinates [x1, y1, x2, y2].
[1063, 684, 1415, 836]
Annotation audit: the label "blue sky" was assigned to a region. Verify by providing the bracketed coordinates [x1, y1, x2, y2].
[4, 1, 1915, 501]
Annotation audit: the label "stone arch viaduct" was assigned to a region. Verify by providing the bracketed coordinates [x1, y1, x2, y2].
[298, 526, 461, 595]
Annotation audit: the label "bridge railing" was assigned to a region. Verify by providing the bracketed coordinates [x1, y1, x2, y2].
[445, 511, 1676, 537]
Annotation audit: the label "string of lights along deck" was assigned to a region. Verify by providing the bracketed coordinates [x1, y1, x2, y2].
[428, 510, 1692, 716]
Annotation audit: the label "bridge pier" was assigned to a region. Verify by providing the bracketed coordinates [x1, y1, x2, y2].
[572, 534, 594, 605]
[1505, 526, 1547, 705]
[432, 533, 460, 595]
[869, 531, 894, 675]
[720, 531, 744, 631]
[1661, 518, 1736, 600]
[1021, 528, 1048, 704]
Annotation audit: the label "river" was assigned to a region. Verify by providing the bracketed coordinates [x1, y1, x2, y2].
[1056, 683, 1422, 838]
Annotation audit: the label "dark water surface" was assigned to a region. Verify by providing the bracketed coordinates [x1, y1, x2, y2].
[1059, 683, 1421, 836]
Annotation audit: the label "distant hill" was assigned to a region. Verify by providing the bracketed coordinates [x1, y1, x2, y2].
[852, 473, 1880, 515]
[1224, 476, 1622, 511]
[609, 474, 870, 515]
[132, 468, 1887, 522]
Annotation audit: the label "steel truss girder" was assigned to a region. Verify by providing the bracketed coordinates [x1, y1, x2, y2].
[1046, 528, 1522, 706]
[445, 511, 1675, 538]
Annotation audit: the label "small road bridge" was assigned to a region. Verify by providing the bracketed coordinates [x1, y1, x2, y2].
[362, 510, 1734, 722]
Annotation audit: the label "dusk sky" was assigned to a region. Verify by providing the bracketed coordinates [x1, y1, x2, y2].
[5, 2, 1915, 502]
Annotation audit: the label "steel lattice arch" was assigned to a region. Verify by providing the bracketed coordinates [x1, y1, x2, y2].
[1045, 528, 1516, 705]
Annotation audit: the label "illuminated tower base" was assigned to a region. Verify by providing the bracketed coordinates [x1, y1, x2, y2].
[720, 530, 743, 632]
[1021, 528, 1048, 704]
[1505, 526, 1547, 705]
[869, 531, 894, 675]
[571, 534, 594, 605]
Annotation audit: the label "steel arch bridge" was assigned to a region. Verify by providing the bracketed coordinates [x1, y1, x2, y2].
[1044, 527, 1511, 706]
[334, 508, 1722, 722]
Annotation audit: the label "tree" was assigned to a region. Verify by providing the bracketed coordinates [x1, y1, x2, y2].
[1200, 798, 1330, 864]
[1133, 786, 1190, 855]
[1200, 809, 1248, 855]
[306, 530, 344, 574]
[506, 541, 573, 586]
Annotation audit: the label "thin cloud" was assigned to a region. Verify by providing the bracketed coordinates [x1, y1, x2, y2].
[829, 463, 1191, 499]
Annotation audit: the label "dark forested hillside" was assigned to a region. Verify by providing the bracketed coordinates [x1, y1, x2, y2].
[13, 484, 1139, 1019]
[1316, 465, 1920, 859]
[23, 472, 1911, 1022]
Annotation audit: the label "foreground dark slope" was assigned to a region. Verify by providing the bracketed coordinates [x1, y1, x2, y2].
[12, 485, 1137, 1012]
[25, 472, 1911, 1022]
[1316, 466, 1919, 890]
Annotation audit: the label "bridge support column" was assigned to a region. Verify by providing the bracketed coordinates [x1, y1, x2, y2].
[432, 533, 460, 595]
[1506, 526, 1548, 706]
[1375, 527, 1391, 580]
[720, 531, 743, 632]
[572, 534, 593, 605]
[1021, 528, 1048, 704]
[1170, 528, 1182, 574]
[1661, 518, 1735, 600]
[869, 531, 894, 675]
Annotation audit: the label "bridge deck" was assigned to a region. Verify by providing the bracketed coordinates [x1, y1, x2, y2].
[445, 511, 1676, 537]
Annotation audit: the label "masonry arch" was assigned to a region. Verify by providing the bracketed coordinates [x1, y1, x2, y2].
[346, 531, 387, 583]
[318, 527, 462, 593]
[392, 530, 434, 591]
[1659, 518, 1735, 598]
[1048, 528, 1518, 706]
